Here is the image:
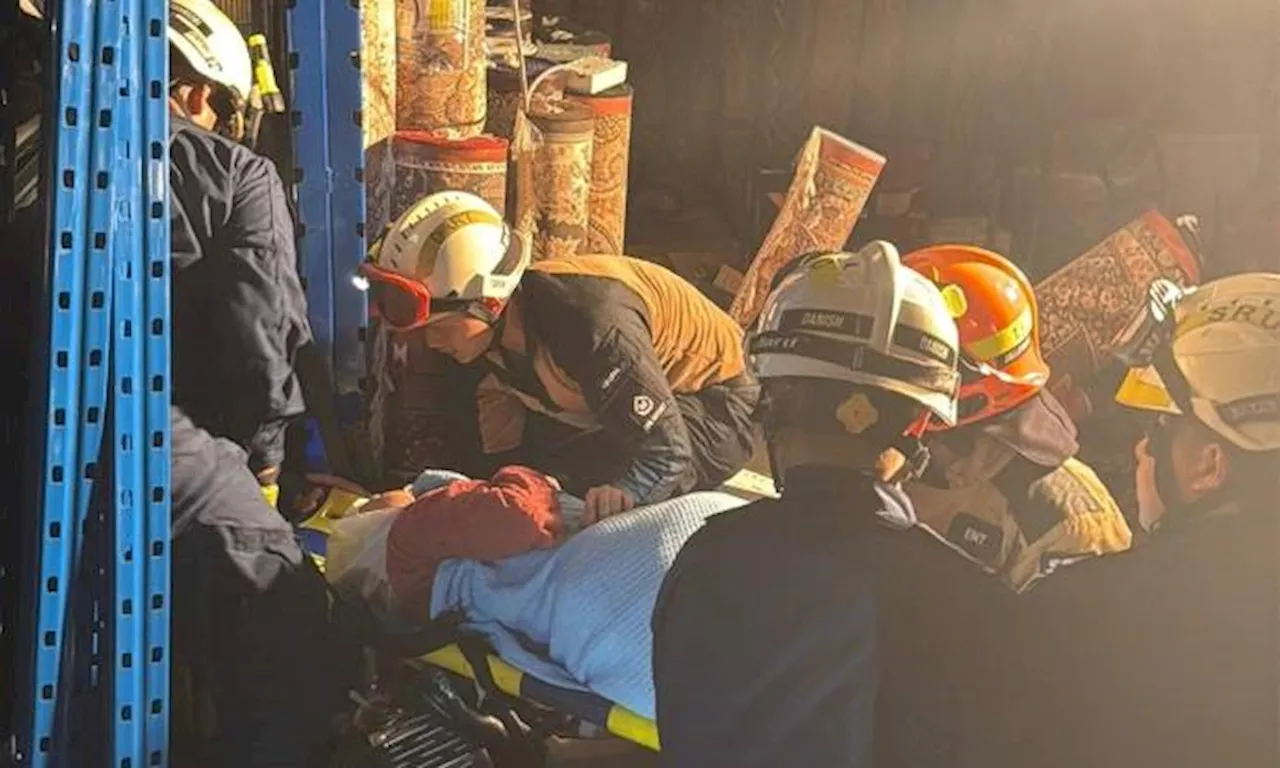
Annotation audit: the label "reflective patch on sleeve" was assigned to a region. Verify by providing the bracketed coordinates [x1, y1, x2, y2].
[599, 367, 672, 436]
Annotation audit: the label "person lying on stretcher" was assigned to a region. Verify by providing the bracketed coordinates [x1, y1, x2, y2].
[316, 466, 748, 721]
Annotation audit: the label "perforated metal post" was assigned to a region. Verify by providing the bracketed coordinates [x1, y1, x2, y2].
[286, 0, 337, 370]
[108, 0, 148, 761]
[323, 0, 369, 403]
[13, 1, 171, 764]
[140, 0, 173, 763]
[14, 0, 98, 764]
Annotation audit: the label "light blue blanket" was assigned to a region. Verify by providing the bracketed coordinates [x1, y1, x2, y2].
[422, 471, 748, 720]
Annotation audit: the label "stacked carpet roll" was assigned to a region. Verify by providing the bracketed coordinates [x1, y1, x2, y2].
[484, 3, 534, 66]
[396, 0, 488, 136]
[729, 127, 887, 327]
[1035, 210, 1202, 519]
[568, 85, 634, 255]
[1035, 210, 1201, 421]
[390, 131, 509, 221]
[517, 101, 596, 262]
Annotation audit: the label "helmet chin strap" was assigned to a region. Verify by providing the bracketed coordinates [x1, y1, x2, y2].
[889, 434, 931, 485]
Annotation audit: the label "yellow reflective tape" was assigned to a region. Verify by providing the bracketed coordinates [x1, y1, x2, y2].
[261, 483, 280, 509]
[420, 645, 525, 698]
[416, 209, 504, 278]
[965, 306, 1033, 363]
[606, 706, 660, 751]
[940, 284, 968, 319]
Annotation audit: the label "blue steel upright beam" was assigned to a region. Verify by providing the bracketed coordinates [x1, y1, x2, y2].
[13, 0, 98, 763]
[107, 0, 148, 761]
[286, 0, 337, 376]
[140, 0, 173, 763]
[324, 0, 369, 403]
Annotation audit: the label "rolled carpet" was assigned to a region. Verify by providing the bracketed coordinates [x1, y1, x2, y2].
[568, 85, 634, 255]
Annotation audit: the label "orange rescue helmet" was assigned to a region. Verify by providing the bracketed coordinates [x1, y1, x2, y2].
[904, 245, 1050, 429]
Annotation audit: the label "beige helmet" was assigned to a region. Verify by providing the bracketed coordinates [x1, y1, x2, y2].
[1115, 272, 1280, 453]
[749, 241, 962, 426]
[361, 191, 529, 329]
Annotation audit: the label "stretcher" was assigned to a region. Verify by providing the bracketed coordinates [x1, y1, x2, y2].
[295, 468, 777, 753]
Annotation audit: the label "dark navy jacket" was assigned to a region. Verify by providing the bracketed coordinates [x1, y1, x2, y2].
[169, 118, 310, 473]
[652, 467, 922, 768]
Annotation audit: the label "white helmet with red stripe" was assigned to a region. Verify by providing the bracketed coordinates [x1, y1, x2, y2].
[373, 190, 529, 305]
[750, 242, 962, 426]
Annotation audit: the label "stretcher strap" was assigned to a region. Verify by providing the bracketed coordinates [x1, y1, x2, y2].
[416, 645, 660, 751]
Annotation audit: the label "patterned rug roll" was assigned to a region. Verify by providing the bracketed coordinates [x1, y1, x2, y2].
[568, 85, 634, 255]
[1035, 210, 1201, 517]
[1036, 209, 1201, 420]
[729, 127, 887, 327]
[514, 101, 595, 262]
[484, 59, 558, 140]
[396, 0, 487, 136]
[390, 131, 508, 223]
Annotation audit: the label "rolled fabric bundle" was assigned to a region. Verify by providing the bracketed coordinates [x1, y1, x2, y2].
[390, 131, 509, 222]
[484, 3, 534, 63]
[534, 21, 612, 62]
[516, 101, 596, 262]
[484, 58, 557, 139]
[568, 85, 634, 255]
[1034, 209, 1201, 421]
[1034, 210, 1200, 517]
[729, 127, 887, 328]
[396, 0, 487, 137]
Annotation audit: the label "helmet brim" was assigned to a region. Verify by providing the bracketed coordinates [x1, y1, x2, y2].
[1115, 365, 1181, 415]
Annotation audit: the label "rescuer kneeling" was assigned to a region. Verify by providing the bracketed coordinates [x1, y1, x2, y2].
[359, 191, 760, 524]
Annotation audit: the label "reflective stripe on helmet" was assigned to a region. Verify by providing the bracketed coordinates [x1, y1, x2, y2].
[415, 208, 506, 278]
[750, 331, 960, 397]
[774, 309, 958, 367]
[965, 305, 1033, 364]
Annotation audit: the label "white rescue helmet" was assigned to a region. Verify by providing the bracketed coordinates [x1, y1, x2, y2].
[169, 0, 254, 102]
[750, 241, 963, 426]
[366, 191, 529, 322]
[1115, 272, 1280, 453]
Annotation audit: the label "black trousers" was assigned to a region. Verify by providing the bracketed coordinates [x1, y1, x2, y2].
[170, 408, 352, 767]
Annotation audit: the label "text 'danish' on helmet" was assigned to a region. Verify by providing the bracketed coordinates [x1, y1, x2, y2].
[1114, 272, 1280, 453]
[749, 242, 963, 427]
[904, 245, 1050, 428]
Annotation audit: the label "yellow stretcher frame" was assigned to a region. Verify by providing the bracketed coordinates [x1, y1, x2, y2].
[296, 468, 778, 753]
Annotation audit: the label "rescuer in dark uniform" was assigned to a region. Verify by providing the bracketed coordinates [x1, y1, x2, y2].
[165, 1, 346, 764]
[650, 242, 965, 767]
[360, 190, 760, 523]
[968, 272, 1280, 768]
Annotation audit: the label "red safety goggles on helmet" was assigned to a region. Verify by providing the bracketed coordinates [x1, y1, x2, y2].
[358, 262, 482, 331]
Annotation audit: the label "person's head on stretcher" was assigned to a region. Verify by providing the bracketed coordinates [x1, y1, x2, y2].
[749, 243, 963, 489]
[326, 465, 585, 624]
[359, 191, 528, 364]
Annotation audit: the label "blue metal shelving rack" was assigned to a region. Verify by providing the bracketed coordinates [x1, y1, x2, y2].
[11, 0, 171, 764]
[287, 0, 369, 410]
